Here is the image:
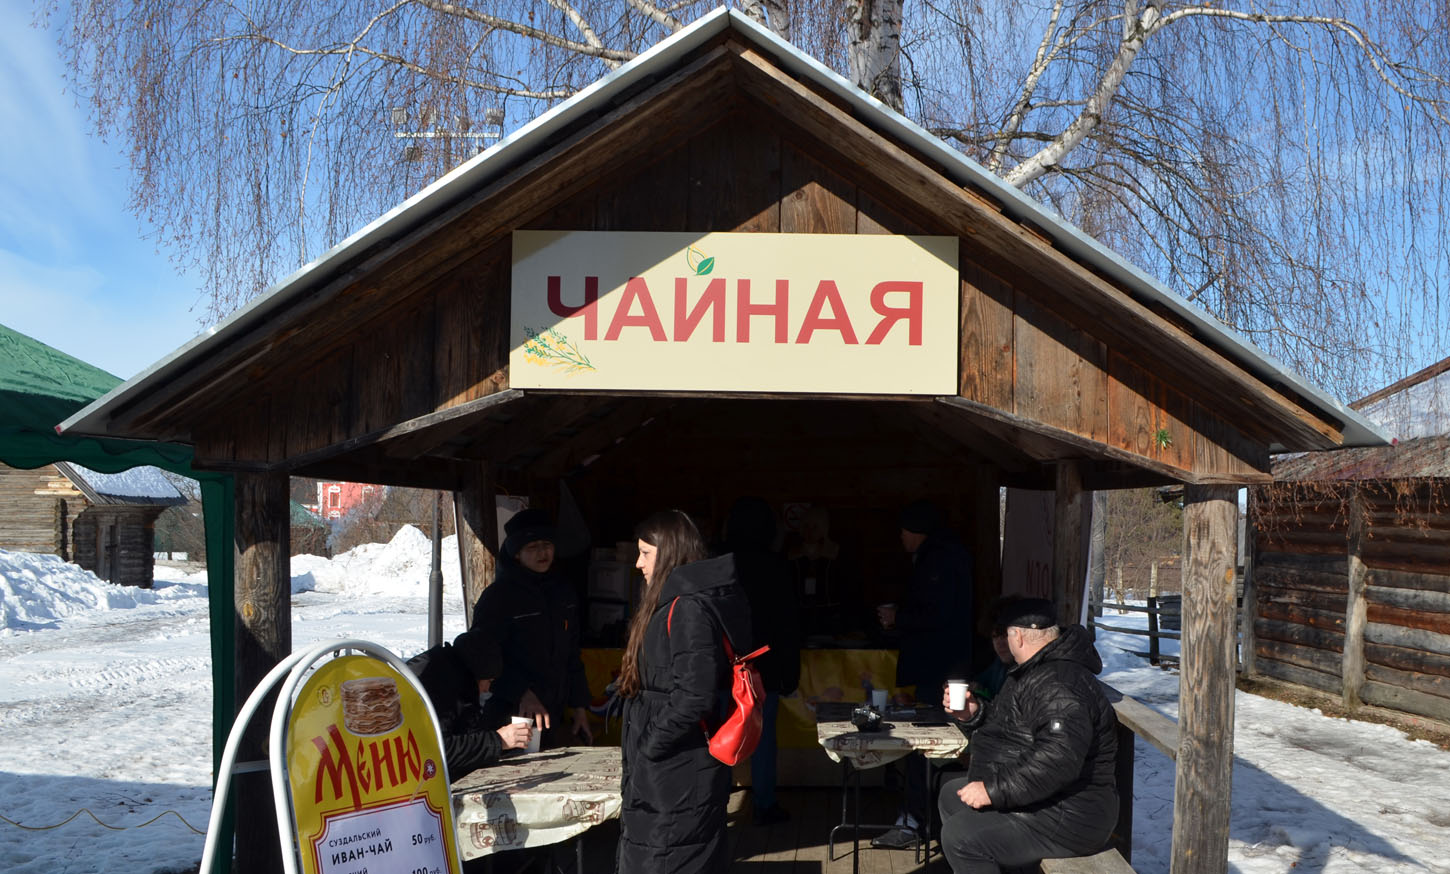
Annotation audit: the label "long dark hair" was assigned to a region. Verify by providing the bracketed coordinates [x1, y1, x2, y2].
[618, 510, 708, 697]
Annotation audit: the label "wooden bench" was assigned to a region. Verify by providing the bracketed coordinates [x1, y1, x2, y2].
[1040, 847, 1138, 874]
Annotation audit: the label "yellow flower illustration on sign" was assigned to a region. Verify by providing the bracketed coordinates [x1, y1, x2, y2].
[523, 326, 595, 374]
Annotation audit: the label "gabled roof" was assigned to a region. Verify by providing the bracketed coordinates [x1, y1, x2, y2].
[54, 461, 188, 507]
[58, 8, 1386, 453]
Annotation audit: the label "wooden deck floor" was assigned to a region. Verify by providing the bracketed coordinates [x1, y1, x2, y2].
[566, 787, 950, 874]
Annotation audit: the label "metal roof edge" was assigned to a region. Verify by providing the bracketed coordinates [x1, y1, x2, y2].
[62, 5, 1388, 450]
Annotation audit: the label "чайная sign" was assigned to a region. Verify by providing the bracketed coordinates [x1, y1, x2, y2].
[510, 231, 958, 394]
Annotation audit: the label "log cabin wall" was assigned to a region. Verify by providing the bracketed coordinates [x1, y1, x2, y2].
[1251, 480, 1450, 723]
[71, 506, 168, 588]
[0, 463, 79, 556]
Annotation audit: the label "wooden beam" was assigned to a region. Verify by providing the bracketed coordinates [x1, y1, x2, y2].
[937, 396, 1272, 486]
[1172, 484, 1238, 874]
[1342, 488, 1370, 708]
[233, 471, 290, 874]
[455, 462, 499, 622]
[1054, 461, 1087, 624]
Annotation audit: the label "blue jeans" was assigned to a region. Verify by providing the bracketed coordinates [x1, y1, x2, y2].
[751, 691, 781, 809]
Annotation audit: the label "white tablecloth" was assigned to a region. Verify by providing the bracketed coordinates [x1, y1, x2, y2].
[817, 714, 968, 769]
[451, 746, 621, 860]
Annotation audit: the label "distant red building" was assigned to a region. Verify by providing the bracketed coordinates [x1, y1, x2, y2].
[315, 482, 378, 520]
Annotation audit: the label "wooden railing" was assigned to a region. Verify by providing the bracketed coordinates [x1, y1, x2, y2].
[1088, 597, 1183, 666]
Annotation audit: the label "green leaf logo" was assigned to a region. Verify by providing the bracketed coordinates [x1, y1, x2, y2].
[1154, 428, 1173, 450]
[685, 245, 714, 276]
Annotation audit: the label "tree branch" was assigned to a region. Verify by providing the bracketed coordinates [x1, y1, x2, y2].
[413, 0, 636, 62]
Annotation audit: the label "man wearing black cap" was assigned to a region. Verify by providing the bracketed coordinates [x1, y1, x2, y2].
[406, 630, 533, 776]
[873, 499, 974, 849]
[469, 508, 593, 748]
[936, 598, 1119, 873]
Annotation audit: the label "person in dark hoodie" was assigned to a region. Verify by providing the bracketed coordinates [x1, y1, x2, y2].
[617, 510, 753, 874]
[469, 508, 592, 748]
[724, 496, 801, 826]
[874, 499, 975, 849]
[937, 598, 1119, 873]
[406, 630, 532, 777]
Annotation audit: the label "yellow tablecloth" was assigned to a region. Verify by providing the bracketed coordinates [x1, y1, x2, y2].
[451, 746, 621, 860]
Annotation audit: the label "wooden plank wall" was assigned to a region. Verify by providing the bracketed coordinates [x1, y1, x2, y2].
[191, 104, 1263, 491]
[0, 463, 76, 554]
[1251, 480, 1450, 722]
[959, 259, 1266, 483]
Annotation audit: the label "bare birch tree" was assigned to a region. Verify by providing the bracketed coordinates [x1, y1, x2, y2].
[42, 0, 1449, 396]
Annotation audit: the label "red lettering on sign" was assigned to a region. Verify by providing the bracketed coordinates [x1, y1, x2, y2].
[547, 276, 599, 341]
[738, 279, 789, 343]
[865, 281, 923, 346]
[674, 278, 727, 342]
[604, 277, 668, 341]
[795, 280, 859, 345]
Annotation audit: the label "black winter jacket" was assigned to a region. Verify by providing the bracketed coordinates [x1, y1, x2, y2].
[618, 554, 753, 874]
[469, 557, 589, 725]
[960, 624, 1119, 855]
[895, 534, 974, 691]
[405, 642, 507, 778]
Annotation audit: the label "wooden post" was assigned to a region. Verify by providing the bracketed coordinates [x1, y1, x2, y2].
[1342, 487, 1370, 708]
[1239, 490, 1259, 677]
[1053, 462, 1087, 625]
[234, 471, 290, 874]
[1172, 484, 1238, 874]
[455, 463, 499, 625]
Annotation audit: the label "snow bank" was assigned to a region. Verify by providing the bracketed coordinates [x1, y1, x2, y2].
[291, 525, 461, 598]
[0, 549, 203, 631]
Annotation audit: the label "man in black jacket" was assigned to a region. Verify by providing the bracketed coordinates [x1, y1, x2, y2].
[937, 598, 1119, 873]
[470, 509, 592, 748]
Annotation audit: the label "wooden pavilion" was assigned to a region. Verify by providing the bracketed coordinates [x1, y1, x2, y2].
[59, 10, 1387, 874]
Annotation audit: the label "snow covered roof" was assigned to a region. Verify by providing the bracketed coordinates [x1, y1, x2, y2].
[54, 462, 189, 507]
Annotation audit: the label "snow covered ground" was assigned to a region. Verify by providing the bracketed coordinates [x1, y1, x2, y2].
[2, 532, 1448, 874]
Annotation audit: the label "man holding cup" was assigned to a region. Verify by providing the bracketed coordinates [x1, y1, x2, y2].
[937, 598, 1120, 873]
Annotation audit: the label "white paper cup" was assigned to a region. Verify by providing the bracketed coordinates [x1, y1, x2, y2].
[513, 716, 541, 754]
[947, 680, 969, 711]
[870, 688, 888, 709]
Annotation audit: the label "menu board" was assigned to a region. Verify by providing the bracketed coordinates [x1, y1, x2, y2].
[286, 654, 461, 874]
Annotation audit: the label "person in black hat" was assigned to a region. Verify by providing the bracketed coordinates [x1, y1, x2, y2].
[406, 630, 532, 777]
[872, 499, 975, 849]
[469, 508, 593, 748]
[935, 598, 1120, 873]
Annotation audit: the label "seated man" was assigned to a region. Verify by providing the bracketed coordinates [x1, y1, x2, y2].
[407, 630, 532, 778]
[937, 598, 1119, 873]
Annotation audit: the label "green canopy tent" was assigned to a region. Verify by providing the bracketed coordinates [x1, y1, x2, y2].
[0, 322, 238, 852]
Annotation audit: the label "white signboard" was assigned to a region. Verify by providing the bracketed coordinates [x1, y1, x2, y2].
[510, 231, 959, 394]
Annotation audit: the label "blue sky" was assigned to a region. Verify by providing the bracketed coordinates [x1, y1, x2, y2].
[0, 6, 205, 381]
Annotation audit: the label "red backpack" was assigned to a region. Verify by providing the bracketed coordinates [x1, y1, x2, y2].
[667, 596, 771, 766]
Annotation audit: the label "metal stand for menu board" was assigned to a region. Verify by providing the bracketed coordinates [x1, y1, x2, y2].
[198, 639, 462, 874]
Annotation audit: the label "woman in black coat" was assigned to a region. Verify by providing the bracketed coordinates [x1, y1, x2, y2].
[617, 510, 753, 874]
